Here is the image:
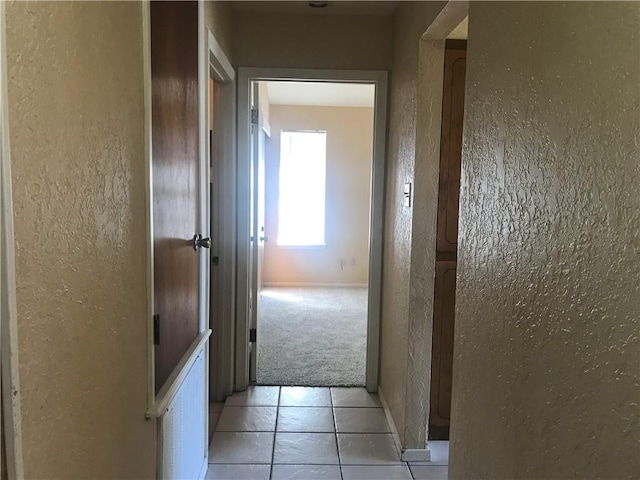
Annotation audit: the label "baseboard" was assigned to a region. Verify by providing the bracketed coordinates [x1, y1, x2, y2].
[377, 386, 403, 459]
[378, 386, 431, 462]
[263, 282, 368, 288]
[401, 448, 431, 462]
[198, 458, 208, 480]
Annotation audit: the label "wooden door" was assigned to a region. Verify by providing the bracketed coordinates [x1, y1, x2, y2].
[151, 1, 200, 392]
[429, 40, 466, 439]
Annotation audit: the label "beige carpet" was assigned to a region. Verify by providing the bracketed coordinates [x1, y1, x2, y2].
[256, 287, 368, 386]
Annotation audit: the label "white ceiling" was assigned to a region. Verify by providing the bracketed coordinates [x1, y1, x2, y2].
[232, 1, 399, 16]
[264, 81, 375, 108]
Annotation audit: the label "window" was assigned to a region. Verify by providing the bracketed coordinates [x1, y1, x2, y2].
[277, 130, 327, 246]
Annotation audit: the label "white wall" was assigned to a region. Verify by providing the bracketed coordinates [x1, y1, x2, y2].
[264, 104, 374, 286]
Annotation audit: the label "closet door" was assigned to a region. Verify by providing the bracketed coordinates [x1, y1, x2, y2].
[429, 40, 466, 440]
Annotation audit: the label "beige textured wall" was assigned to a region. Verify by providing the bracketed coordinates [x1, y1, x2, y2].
[378, 0, 446, 446]
[204, 1, 233, 62]
[232, 11, 392, 70]
[450, 2, 640, 478]
[264, 105, 373, 285]
[6, 2, 155, 478]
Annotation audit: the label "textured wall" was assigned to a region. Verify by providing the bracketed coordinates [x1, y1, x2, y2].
[263, 105, 373, 286]
[232, 11, 392, 70]
[379, 1, 445, 447]
[6, 2, 156, 478]
[204, 1, 233, 63]
[450, 2, 640, 478]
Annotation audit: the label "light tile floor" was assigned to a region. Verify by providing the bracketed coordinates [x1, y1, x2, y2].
[207, 386, 448, 480]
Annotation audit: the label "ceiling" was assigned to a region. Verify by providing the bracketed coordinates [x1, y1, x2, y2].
[264, 81, 375, 108]
[232, 1, 399, 16]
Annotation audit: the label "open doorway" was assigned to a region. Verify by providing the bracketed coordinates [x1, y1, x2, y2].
[428, 38, 466, 442]
[236, 68, 388, 394]
[252, 81, 375, 387]
[416, 11, 467, 463]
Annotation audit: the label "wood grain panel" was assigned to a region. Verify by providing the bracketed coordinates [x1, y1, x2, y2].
[429, 261, 457, 432]
[151, 1, 200, 392]
[430, 41, 466, 440]
[436, 44, 466, 255]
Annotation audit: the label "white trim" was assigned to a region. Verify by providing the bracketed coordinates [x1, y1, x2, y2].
[0, 2, 25, 477]
[197, 458, 208, 480]
[141, 0, 156, 414]
[367, 69, 388, 394]
[263, 283, 368, 288]
[146, 330, 212, 418]
[198, 0, 210, 337]
[236, 68, 388, 393]
[207, 30, 234, 82]
[235, 70, 251, 390]
[378, 387, 404, 459]
[197, 2, 210, 467]
[402, 449, 432, 463]
[206, 27, 236, 401]
[379, 386, 431, 462]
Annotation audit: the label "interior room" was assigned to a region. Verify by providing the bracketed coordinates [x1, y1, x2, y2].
[254, 80, 375, 387]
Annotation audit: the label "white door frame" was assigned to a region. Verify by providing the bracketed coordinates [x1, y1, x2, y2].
[235, 68, 389, 393]
[0, 2, 25, 477]
[206, 28, 236, 401]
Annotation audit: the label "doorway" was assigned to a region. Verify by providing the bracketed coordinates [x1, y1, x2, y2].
[429, 39, 467, 441]
[236, 69, 388, 393]
[249, 81, 375, 387]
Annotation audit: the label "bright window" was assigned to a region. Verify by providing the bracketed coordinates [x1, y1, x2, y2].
[277, 130, 327, 246]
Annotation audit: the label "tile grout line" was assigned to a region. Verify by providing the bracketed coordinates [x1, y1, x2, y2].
[269, 387, 281, 480]
[330, 388, 346, 480]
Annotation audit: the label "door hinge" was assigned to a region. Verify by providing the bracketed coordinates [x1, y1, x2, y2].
[250, 328, 257, 343]
[251, 108, 259, 125]
[153, 314, 160, 345]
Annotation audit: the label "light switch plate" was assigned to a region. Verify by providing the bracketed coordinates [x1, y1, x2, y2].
[403, 182, 412, 207]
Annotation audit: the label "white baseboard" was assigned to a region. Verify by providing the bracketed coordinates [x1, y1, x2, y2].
[263, 282, 368, 288]
[377, 386, 403, 459]
[198, 458, 208, 480]
[401, 448, 431, 462]
[378, 386, 431, 462]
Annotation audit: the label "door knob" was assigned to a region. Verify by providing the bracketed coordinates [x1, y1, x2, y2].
[193, 234, 211, 250]
[259, 235, 268, 242]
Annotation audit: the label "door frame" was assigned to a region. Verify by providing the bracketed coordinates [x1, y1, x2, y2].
[235, 68, 389, 393]
[206, 28, 236, 401]
[0, 3, 25, 477]
[404, 0, 469, 454]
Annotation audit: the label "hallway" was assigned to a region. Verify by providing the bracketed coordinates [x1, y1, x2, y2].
[207, 387, 448, 479]
[2, 1, 638, 478]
